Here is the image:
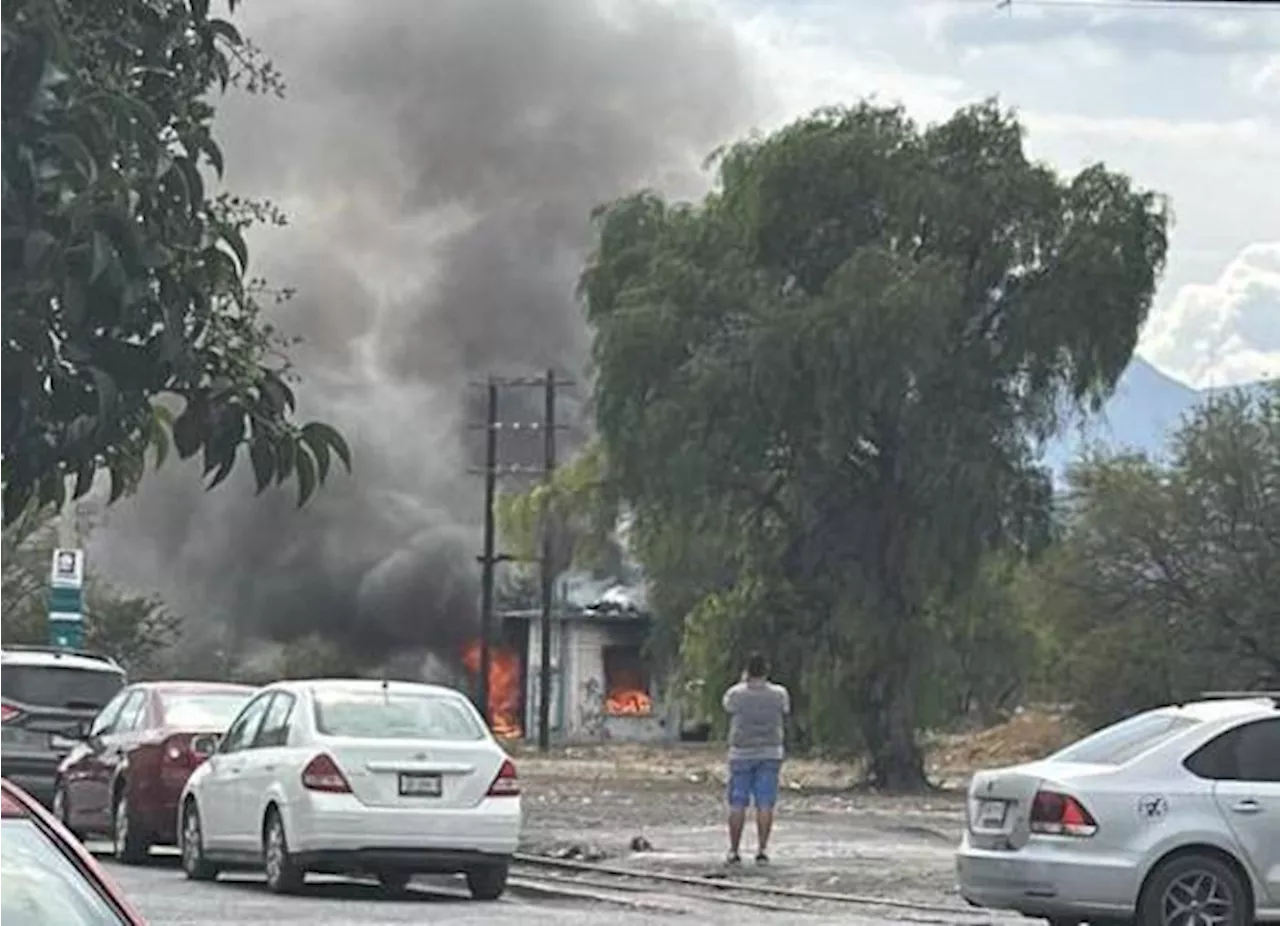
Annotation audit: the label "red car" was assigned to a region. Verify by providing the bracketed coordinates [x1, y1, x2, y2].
[1, 777, 148, 925]
[54, 681, 256, 862]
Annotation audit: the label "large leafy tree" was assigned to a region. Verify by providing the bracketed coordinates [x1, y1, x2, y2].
[2, 0, 348, 522]
[1039, 385, 1280, 725]
[582, 101, 1168, 788]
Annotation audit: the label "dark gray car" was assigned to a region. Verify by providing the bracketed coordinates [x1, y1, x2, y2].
[1, 645, 126, 806]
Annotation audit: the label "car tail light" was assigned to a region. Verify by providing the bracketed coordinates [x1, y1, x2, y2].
[487, 758, 519, 797]
[301, 754, 351, 793]
[1, 703, 22, 724]
[161, 735, 198, 768]
[1030, 790, 1098, 837]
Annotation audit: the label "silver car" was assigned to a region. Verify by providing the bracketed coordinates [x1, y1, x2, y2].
[956, 693, 1280, 926]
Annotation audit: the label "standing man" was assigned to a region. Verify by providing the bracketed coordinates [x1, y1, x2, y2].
[722, 652, 790, 865]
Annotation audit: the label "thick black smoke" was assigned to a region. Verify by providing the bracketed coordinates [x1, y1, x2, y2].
[90, 0, 760, 668]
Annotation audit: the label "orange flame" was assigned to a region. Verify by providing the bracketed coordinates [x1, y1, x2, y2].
[462, 641, 523, 739]
[605, 688, 653, 716]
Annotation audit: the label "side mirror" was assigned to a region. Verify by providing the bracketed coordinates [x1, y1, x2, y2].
[191, 734, 221, 757]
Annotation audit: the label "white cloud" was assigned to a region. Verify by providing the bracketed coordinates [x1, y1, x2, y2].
[1140, 242, 1280, 388]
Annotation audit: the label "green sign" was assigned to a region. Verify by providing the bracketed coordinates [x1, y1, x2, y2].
[48, 616, 85, 649]
[49, 585, 83, 615]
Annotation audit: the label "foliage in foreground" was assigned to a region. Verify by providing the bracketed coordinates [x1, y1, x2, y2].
[2, 0, 349, 523]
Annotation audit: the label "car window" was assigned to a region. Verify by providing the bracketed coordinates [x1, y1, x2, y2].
[111, 691, 147, 735]
[1, 818, 130, 925]
[88, 691, 130, 738]
[219, 693, 272, 754]
[312, 689, 485, 741]
[254, 692, 296, 749]
[1050, 711, 1202, 765]
[1, 666, 124, 712]
[1186, 718, 1280, 783]
[158, 690, 252, 731]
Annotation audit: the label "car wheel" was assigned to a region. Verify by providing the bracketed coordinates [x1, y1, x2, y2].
[180, 802, 220, 882]
[377, 872, 412, 894]
[51, 781, 84, 841]
[112, 790, 150, 864]
[262, 809, 305, 895]
[465, 861, 509, 901]
[1138, 852, 1252, 926]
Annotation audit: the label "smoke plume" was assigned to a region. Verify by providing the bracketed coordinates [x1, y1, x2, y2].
[90, 0, 760, 670]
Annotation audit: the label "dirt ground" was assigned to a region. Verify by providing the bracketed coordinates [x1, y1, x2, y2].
[510, 709, 1078, 907]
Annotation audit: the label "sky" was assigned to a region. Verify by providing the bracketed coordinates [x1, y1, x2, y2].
[719, 0, 1280, 388]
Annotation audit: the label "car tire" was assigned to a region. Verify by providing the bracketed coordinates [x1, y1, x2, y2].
[1138, 851, 1253, 926]
[377, 872, 412, 894]
[52, 781, 84, 841]
[180, 801, 220, 882]
[262, 809, 305, 895]
[112, 790, 150, 865]
[465, 862, 509, 901]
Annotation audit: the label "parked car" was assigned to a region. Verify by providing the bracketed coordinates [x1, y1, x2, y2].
[1, 777, 148, 925]
[54, 681, 256, 862]
[1, 646, 127, 806]
[178, 678, 522, 898]
[956, 692, 1280, 926]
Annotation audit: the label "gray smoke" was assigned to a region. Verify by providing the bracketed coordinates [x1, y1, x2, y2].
[90, 0, 761, 669]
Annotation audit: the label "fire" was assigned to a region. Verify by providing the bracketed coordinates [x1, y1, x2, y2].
[605, 688, 653, 716]
[462, 642, 523, 739]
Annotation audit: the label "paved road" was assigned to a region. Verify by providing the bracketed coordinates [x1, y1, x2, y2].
[97, 850, 922, 926]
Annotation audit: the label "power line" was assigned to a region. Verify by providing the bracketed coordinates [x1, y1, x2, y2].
[997, 0, 1280, 9]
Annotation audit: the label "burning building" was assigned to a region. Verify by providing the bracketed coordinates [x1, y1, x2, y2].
[465, 571, 674, 743]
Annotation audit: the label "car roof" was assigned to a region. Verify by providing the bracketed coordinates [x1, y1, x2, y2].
[140, 681, 257, 694]
[1170, 698, 1276, 722]
[0, 646, 123, 674]
[274, 678, 467, 698]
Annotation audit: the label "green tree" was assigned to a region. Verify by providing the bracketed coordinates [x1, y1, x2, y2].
[581, 100, 1168, 788]
[1041, 385, 1280, 725]
[2, 0, 349, 522]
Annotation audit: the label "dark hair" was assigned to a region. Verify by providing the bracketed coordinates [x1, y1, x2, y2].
[745, 652, 768, 679]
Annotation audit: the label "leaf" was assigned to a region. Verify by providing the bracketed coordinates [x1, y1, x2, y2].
[222, 223, 248, 275]
[46, 132, 98, 181]
[301, 423, 332, 482]
[89, 367, 119, 424]
[208, 19, 243, 46]
[259, 370, 296, 414]
[90, 231, 117, 282]
[73, 458, 95, 498]
[192, 0, 211, 21]
[302, 420, 352, 475]
[149, 412, 170, 469]
[274, 434, 296, 484]
[37, 471, 67, 510]
[108, 462, 129, 504]
[201, 136, 225, 178]
[249, 437, 275, 493]
[294, 442, 318, 507]
[171, 403, 204, 459]
[23, 230, 57, 274]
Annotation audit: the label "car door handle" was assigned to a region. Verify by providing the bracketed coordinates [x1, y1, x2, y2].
[1230, 799, 1263, 815]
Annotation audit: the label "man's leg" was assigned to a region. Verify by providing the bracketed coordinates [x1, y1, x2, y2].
[753, 760, 781, 861]
[726, 760, 749, 862]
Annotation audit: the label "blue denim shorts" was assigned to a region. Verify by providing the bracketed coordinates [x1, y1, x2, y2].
[727, 758, 782, 810]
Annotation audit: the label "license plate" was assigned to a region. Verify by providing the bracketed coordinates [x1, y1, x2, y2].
[977, 799, 1008, 828]
[398, 772, 442, 797]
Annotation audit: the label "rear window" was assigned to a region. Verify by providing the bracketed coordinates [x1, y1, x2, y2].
[1051, 711, 1202, 765]
[1, 818, 129, 925]
[1, 667, 124, 711]
[159, 691, 252, 729]
[312, 690, 485, 741]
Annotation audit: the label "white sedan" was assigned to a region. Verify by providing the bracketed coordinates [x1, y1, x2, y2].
[177, 678, 522, 899]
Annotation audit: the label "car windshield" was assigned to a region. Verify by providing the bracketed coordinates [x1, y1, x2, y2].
[1050, 710, 1202, 765]
[1, 819, 128, 926]
[0, 666, 124, 711]
[159, 691, 252, 729]
[312, 690, 485, 741]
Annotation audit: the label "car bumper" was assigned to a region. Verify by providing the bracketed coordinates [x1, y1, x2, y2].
[1, 758, 61, 807]
[955, 838, 1140, 919]
[287, 792, 522, 859]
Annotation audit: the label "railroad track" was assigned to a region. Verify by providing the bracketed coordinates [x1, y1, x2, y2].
[510, 853, 1007, 922]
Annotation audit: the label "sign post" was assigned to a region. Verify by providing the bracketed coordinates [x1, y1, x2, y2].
[48, 548, 85, 650]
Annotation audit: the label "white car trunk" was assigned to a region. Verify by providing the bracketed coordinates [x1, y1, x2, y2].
[321, 737, 503, 810]
[967, 760, 1113, 851]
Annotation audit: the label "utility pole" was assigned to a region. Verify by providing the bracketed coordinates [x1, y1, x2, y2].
[476, 379, 499, 723]
[469, 369, 573, 748]
[537, 367, 557, 752]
